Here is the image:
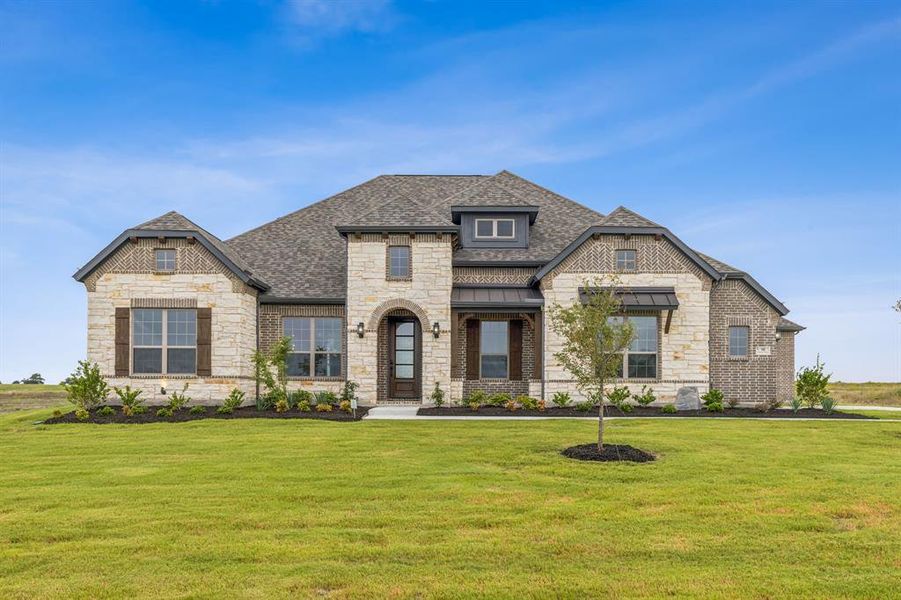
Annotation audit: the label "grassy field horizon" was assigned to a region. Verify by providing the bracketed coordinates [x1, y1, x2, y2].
[1, 409, 899, 598]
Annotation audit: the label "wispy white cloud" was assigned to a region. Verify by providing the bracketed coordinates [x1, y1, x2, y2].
[282, 0, 397, 42]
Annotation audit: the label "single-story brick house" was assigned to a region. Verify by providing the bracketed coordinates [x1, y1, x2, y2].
[74, 170, 803, 406]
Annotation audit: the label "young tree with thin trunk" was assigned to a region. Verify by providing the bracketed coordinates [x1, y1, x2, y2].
[549, 278, 635, 451]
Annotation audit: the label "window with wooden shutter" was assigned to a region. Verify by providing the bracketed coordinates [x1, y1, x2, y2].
[509, 319, 523, 380]
[465, 319, 480, 380]
[115, 307, 130, 376]
[196, 308, 212, 376]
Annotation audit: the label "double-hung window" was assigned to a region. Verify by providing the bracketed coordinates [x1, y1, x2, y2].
[284, 317, 342, 377]
[608, 315, 658, 379]
[474, 218, 515, 239]
[480, 320, 509, 378]
[729, 326, 749, 357]
[132, 308, 196, 374]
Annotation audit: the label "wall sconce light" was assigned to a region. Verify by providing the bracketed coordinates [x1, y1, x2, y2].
[432, 321, 440, 338]
[775, 331, 782, 341]
[357, 322, 365, 338]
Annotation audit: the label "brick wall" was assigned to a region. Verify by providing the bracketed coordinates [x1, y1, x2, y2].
[453, 312, 536, 401]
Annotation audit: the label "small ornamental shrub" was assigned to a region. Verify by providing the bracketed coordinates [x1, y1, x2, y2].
[796, 356, 831, 409]
[820, 396, 838, 414]
[705, 401, 724, 412]
[98, 406, 115, 416]
[52, 409, 62, 418]
[467, 399, 481, 412]
[167, 383, 191, 412]
[760, 397, 784, 412]
[275, 398, 289, 413]
[466, 390, 488, 407]
[701, 388, 724, 408]
[789, 396, 802, 413]
[65, 360, 109, 411]
[551, 391, 571, 408]
[315, 391, 338, 406]
[256, 392, 277, 411]
[74, 407, 90, 421]
[518, 395, 538, 410]
[632, 385, 656, 407]
[132, 406, 148, 415]
[115, 385, 145, 417]
[156, 407, 174, 418]
[430, 382, 445, 408]
[537, 399, 546, 411]
[290, 390, 313, 409]
[489, 392, 512, 406]
[217, 388, 245, 415]
[661, 403, 677, 414]
[189, 405, 207, 416]
[298, 400, 312, 412]
[606, 385, 632, 412]
[726, 395, 741, 409]
[504, 399, 518, 412]
[339, 400, 352, 413]
[340, 381, 359, 404]
[315, 402, 333, 413]
[575, 401, 594, 412]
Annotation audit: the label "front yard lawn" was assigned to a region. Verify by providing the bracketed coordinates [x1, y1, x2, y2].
[1, 411, 898, 598]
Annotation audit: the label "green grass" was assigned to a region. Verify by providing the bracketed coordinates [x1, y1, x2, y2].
[1, 411, 899, 599]
[829, 382, 901, 407]
[0, 384, 67, 413]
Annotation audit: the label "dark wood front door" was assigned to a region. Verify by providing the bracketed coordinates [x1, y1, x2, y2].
[388, 318, 420, 399]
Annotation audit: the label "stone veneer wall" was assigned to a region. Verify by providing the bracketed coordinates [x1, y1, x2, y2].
[540, 234, 712, 403]
[258, 303, 347, 396]
[88, 269, 258, 406]
[345, 233, 453, 404]
[709, 279, 786, 405]
[452, 312, 536, 400]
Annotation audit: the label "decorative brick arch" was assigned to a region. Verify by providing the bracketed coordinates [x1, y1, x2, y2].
[367, 299, 430, 330]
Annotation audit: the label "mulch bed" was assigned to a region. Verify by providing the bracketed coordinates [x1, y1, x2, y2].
[417, 406, 874, 419]
[562, 443, 656, 463]
[43, 405, 370, 425]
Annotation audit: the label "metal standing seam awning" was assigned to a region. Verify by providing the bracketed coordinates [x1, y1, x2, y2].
[579, 286, 680, 332]
[450, 286, 544, 312]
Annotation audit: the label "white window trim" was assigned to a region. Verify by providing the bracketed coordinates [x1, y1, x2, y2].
[479, 320, 509, 379]
[154, 248, 176, 272]
[131, 308, 197, 375]
[284, 317, 343, 378]
[615, 249, 637, 271]
[474, 218, 516, 239]
[610, 315, 659, 380]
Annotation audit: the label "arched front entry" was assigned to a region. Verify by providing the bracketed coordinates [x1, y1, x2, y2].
[377, 309, 423, 402]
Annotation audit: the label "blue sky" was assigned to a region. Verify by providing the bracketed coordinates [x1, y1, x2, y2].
[1, 0, 899, 383]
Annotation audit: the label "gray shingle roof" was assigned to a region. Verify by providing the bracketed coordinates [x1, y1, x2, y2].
[339, 195, 455, 230]
[600, 206, 663, 227]
[777, 317, 805, 332]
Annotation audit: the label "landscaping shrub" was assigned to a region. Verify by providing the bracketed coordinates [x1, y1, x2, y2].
[466, 390, 488, 407]
[339, 400, 352, 413]
[632, 385, 656, 407]
[64, 360, 109, 412]
[820, 396, 838, 414]
[760, 397, 784, 412]
[315, 402, 333, 413]
[661, 403, 677, 414]
[189, 405, 207, 415]
[74, 407, 89, 421]
[289, 390, 313, 409]
[517, 395, 538, 410]
[114, 385, 145, 417]
[489, 392, 512, 406]
[789, 396, 802, 413]
[551, 391, 571, 408]
[314, 391, 337, 406]
[217, 388, 245, 415]
[156, 407, 174, 418]
[298, 400, 312, 412]
[705, 401, 724, 412]
[606, 385, 632, 412]
[52, 409, 62, 418]
[98, 406, 115, 416]
[796, 356, 831, 409]
[701, 388, 724, 408]
[430, 382, 445, 407]
[575, 401, 594, 412]
[726, 394, 741, 409]
[536, 399, 546, 411]
[275, 398, 289, 413]
[504, 398, 518, 412]
[167, 383, 191, 412]
[256, 392, 277, 411]
[340, 381, 359, 404]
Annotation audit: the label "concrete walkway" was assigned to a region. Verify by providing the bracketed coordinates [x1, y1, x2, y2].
[363, 405, 901, 422]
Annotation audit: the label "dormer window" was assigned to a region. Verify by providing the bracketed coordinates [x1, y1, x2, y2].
[155, 249, 176, 272]
[475, 218, 515, 239]
[615, 249, 636, 271]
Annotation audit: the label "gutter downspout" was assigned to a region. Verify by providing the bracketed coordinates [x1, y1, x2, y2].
[255, 294, 260, 402]
[540, 304, 546, 401]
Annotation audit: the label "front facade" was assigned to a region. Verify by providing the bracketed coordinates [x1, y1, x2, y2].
[74, 171, 803, 406]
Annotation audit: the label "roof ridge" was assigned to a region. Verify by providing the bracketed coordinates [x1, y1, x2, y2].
[495, 170, 606, 221]
[601, 205, 661, 227]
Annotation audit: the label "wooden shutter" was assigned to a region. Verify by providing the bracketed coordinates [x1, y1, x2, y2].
[509, 319, 523, 381]
[114, 307, 130, 376]
[196, 308, 212, 377]
[465, 319, 480, 380]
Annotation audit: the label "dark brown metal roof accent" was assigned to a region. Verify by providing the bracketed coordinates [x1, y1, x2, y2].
[451, 286, 544, 310]
[579, 286, 680, 311]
